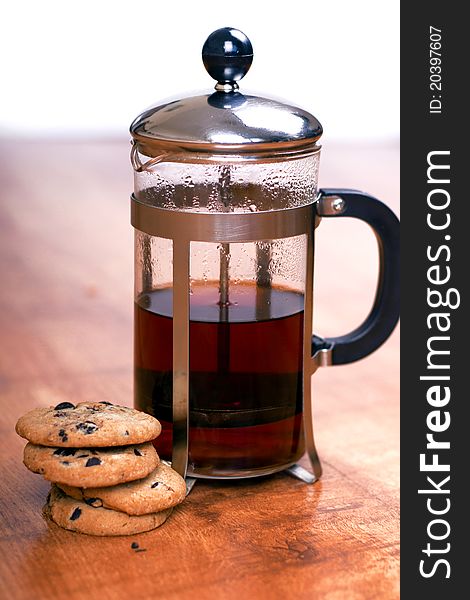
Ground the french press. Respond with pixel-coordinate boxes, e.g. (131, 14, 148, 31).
(130, 28, 399, 484)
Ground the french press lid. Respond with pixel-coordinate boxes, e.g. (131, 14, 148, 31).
(130, 27, 323, 159)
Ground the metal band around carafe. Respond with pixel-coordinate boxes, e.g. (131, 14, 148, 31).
(131, 195, 322, 480)
(131, 195, 321, 242)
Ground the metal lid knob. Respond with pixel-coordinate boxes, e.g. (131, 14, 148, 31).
(202, 27, 253, 92)
(131, 27, 322, 156)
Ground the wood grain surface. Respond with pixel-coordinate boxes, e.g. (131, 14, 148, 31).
(0, 139, 399, 600)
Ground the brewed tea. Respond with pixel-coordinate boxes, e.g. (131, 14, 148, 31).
(134, 281, 305, 476)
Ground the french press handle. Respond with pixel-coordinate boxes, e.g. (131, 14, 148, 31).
(313, 189, 400, 366)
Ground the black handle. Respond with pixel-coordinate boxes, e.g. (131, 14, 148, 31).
(313, 188, 400, 365)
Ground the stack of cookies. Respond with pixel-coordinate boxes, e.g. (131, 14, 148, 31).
(15, 401, 186, 536)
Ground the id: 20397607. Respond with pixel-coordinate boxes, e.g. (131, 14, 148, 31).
(429, 26, 443, 114)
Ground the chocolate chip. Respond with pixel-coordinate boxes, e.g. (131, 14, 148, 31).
(53, 448, 76, 456)
(134, 449, 143, 457)
(151, 482, 159, 488)
(124, 430, 129, 436)
(61, 461, 70, 466)
(76, 421, 98, 434)
(70, 507, 81, 521)
(54, 402, 75, 410)
(99, 401, 113, 406)
(84, 497, 103, 507)
(85, 457, 101, 467)
(58, 430, 68, 443)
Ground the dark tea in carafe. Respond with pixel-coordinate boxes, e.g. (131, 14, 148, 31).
(134, 280, 305, 476)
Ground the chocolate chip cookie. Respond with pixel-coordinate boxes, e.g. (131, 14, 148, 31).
(47, 485, 172, 536)
(58, 462, 186, 515)
(24, 441, 159, 488)
(16, 401, 161, 447)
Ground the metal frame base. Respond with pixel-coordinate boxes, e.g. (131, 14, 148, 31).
(184, 460, 320, 494)
(285, 463, 318, 484)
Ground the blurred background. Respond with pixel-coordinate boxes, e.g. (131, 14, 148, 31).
(0, 0, 399, 475)
(0, 0, 399, 329)
(0, 0, 399, 139)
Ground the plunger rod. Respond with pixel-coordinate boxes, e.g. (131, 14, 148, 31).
(219, 242, 230, 307)
(218, 166, 231, 309)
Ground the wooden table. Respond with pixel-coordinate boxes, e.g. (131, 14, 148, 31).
(0, 139, 399, 600)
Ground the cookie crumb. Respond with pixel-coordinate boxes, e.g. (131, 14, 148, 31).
(131, 542, 147, 553)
